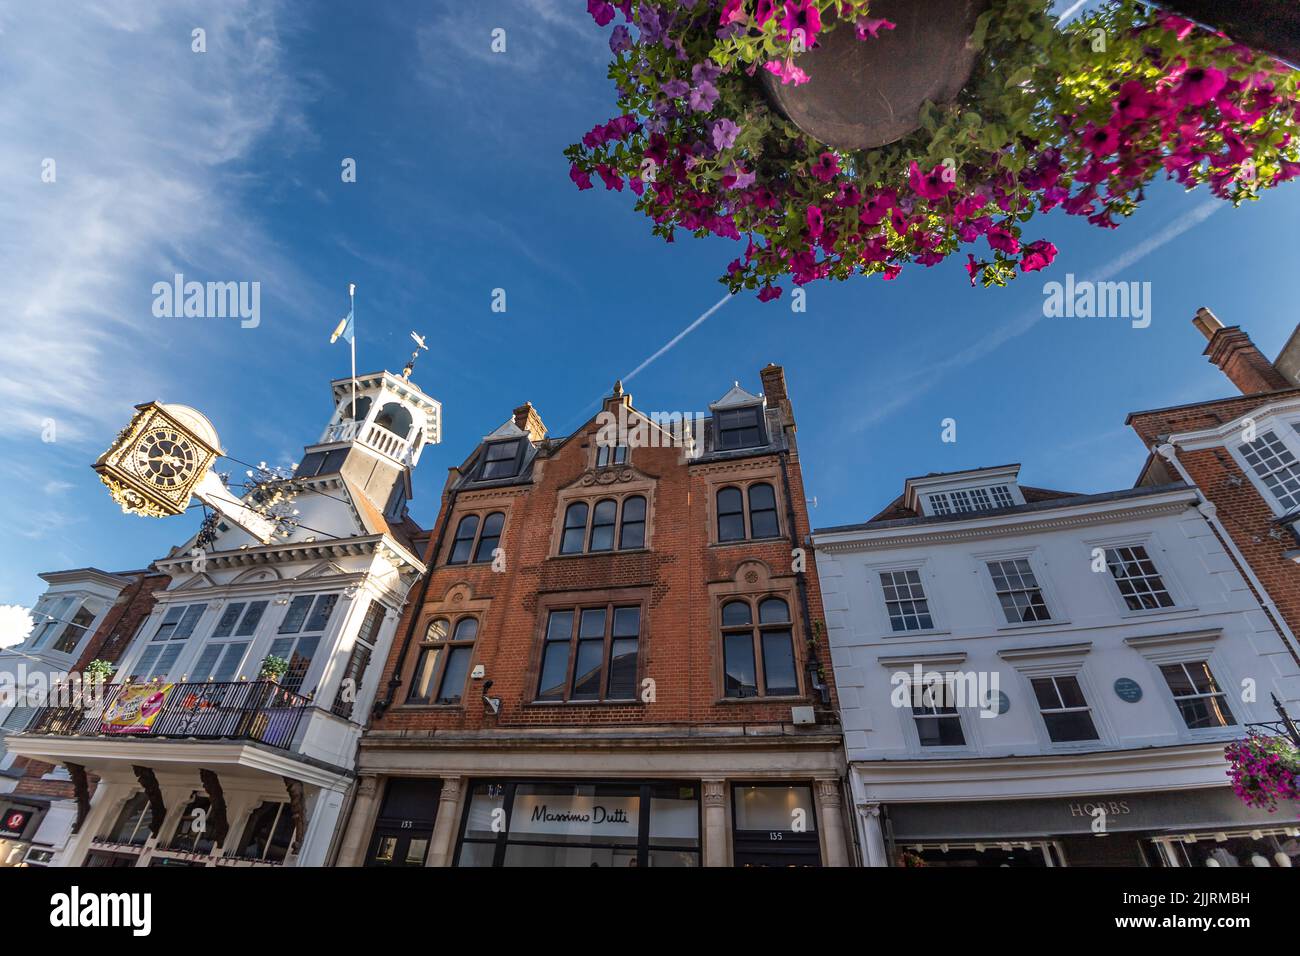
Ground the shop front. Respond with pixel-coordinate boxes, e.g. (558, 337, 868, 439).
(882, 787, 1299, 867)
(0, 798, 47, 867)
(455, 780, 701, 867)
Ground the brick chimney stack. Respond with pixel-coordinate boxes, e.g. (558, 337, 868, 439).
(512, 402, 547, 442)
(1193, 307, 1291, 395)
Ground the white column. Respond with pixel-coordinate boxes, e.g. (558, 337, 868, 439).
(814, 779, 850, 867)
(296, 786, 347, 867)
(702, 779, 729, 867)
(333, 775, 381, 867)
(857, 801, 889, 867)
(425, 776, 463, 868)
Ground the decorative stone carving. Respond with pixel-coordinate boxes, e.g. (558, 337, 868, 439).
(283, 776, 307, 853)
(814, 779, 842, 808)
(199, 768, 230, 847)
(132, 765, 167, 837)
(702, 779, 727, 807)
(66, 762, 91, 834)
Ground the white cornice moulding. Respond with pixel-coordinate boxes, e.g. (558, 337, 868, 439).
(814, 492, 1195, 553)
(153, 534, 424, 576)
(878, 651, 968, 670)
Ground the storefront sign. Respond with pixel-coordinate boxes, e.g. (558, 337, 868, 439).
(1114, 678, 1143, 703)
(103, 683, 174, 734)
(511, 793, 641, 839)
(1, 807, 33, 838)
(888, 787, 1287, 840)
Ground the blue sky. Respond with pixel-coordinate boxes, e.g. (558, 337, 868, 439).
(2, 0, 1298, 611)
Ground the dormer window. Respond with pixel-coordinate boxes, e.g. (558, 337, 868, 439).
(716, 406, 765, 450)
(481, 440, 521, 479)
(928, 484, 1015, 516)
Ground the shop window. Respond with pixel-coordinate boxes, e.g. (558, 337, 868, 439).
(536, 605, 640, 703)
(456, 781, 699, 867)
(1159, 661, 1236, 729)
(408, 616, 478, 705)
(720, 597, 798, 699)
(168, 792, 214, 854)
(236, 801, 297, 863)
(98, 792, 152, 846)
(365, 778, 441, 868)
(732, 784, 821, 867)
(1030, 675, 1099, 742)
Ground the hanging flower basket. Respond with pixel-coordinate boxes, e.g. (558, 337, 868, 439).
(1224, 733, 1300, 812)
(568, 0, 1300, 300)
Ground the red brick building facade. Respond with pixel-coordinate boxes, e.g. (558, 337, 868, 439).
(334, 365, 852, 867)
(1127, 309, 1300, 681)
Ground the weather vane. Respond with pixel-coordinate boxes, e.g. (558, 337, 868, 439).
(402, 330, 429, 380)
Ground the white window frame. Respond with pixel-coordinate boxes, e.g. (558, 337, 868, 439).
(1082, 532, 1189, 618)
(1124, 630, 1240, 742)
(1001, 644, 1110, 752)
(880, 654, 978, 756)
(865, 558, 947, 637)
(973, 549, 1064, 630)
(1229, 417, 1300, 517)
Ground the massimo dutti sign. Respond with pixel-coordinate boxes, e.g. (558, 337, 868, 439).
(887, 787, 1286, 840)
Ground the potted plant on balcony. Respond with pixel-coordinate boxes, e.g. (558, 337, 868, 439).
(568, 1, 1299, 299)
(84, 659, 114, 683)
(258, 655, 289, 684)
(1224, 733, 1300, 812)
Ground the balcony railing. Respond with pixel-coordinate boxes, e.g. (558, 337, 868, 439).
(23, 681, 312, 752)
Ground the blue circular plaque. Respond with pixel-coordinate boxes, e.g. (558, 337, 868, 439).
(1114, 678, 1143, 703)
(984, 690, 1010, 715)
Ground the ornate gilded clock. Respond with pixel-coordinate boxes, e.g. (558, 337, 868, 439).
(93, 402, 222, 518)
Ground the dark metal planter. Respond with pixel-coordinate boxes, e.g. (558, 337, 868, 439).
(760, 0, 990, 151)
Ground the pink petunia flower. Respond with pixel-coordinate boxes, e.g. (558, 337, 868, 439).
(855, 17, 894, 41)
(908, 160, 956, 200)
(1018, 240, 1057, 273)
(806, 204, 824, 237)
(1172, 66, 1228, 107)
(811, 152, 840, 182)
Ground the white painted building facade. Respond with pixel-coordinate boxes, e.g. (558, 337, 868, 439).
(7, 370, 440, 867)
(813, 466, 1300, 867)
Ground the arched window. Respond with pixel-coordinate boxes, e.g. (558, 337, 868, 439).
(588, 499, 617, 552)
(721, 601, 756, 697)
(748, 483, 780, 538)
(720, 597, 798, 698)
(561, 502, 589, 554)
(619, 496, 646, 549)
(473, 512, 505, 563)
(408, 616, 478, 706)
(717, 487, 745, 542)
(374, 402, 413, 438)
(448, 515, 479, 564)
(339, 395, 371, 422)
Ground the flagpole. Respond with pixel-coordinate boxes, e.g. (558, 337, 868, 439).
(349, 283, 357, 420)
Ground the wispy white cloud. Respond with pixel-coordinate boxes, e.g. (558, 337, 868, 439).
(858, 199, 1224, 429)
(0, 0, 313, 444)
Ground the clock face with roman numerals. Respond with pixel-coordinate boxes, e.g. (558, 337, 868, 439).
(130, 426, 200, 491)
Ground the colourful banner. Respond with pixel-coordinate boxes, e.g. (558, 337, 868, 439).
(103, 683, 174, 734)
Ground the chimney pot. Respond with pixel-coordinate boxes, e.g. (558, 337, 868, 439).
(1193, 307, 1224, 341)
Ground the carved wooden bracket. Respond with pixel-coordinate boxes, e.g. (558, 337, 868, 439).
(199, 768, 230, 847)
(131, 765, 167, 837)
(283, 777, 306, 854)
(65, 762, 91, 834)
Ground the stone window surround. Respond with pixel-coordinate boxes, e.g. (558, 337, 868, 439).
(521, 585, 654, 709)
(698, 460, 788, 547)
(548, 471, 658, 559)
(401, 584, 491, 710)
(708, 560, 809, 704)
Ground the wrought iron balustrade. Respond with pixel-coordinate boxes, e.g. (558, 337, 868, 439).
(23, 680, 312, 751)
